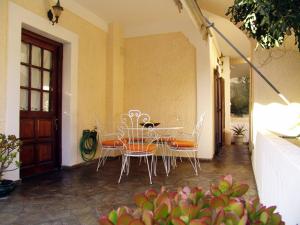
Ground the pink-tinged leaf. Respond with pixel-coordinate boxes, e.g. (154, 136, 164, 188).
(219, 195, 229, 206)
(128, 219, 145, 225)
(183, 186, 191, 195)
(142, 200, 154, 211)
(134, 193, 148, 208)
(266, 206, 277, 214)
(226, 201, 244, 217)
(142, 210, 153, 225)
(116, 214, 134, 225)
(117, 206, 130, 216)
(99, 216, 114, 225)
(218, 180, 231, 193)
(270, 213, 283, 225)
(223, 175, 233, 186)
(108, 210, 118, 225)
(154, 192, 169, 208)
(179, 215, 189, 224)
(189, 204, 201, 220)
(231, 184, 249, 197)
(237, 214, 247, 225)
(198, 208, 212, 218)
(154, 203, 169, 220)
(190, 217, 212, 225)
(214, 209, 225, 225)
(171, 218, 186, 225)
(224, 212, 240, 224)
(259, 211, 270, 224)
(210, 197, 226, 209)
(171, 206, 182, 218)
(210, 184, 222, 197)
(145, 189, 158, 201)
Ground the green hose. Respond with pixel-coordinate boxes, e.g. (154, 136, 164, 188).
(80, 129, 98, 161)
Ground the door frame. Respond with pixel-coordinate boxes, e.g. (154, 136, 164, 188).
(5, 2, 79, 180)
(20, 28, 63, 176)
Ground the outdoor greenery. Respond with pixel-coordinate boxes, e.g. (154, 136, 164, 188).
(99, 175, 284, 225)
(0, 134, 21, 181)
(231, 76, 249, 116)
(226, 0, 300, 51)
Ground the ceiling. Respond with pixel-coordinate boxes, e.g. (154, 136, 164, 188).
(71, 0, 250, 57)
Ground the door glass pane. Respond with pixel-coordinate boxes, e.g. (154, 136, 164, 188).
(20, 65, 29, 87)
(31, 91, 41, 111)
(43, 92, 50, 112)
(32, 45, 41, 67)
(43, 71, 50, 91)
(21, 42, 29, 63)
(20, 89, 28, 111)
(43, 50, 52, 69)
(31, 68, 41, 89)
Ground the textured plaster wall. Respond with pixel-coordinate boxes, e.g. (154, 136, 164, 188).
(252, 39, 300, 142)
(1, 0, 107, 164)
(124, 32, 196, 132)
(0, 0, 8, 132)
(105, 23, 125, 132)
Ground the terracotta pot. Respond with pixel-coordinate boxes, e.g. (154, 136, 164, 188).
(234, 135, 244, 145)
(0, 180, 16, 198)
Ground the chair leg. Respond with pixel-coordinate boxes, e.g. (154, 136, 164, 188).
(146, 156, 152, 184)
(118, 155, 128, 184)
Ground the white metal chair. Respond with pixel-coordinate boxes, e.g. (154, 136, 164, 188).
(167, 112, 205, 175)
(96, 126, 122, 172)
(118, 110, 159, 184)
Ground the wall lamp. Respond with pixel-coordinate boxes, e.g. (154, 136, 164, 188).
(47, 0, 64, 25)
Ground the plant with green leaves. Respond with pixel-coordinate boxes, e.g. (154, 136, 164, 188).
(232, 125, 247, 137)
(0, 134, 21, 182)
(99, 175, 284, 225)
(226, 0, 300, 51)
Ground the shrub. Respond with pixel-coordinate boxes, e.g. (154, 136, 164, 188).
(99, 175, 284, 225)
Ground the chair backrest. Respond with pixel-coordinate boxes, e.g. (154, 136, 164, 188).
(192, 112, 206, 141)
(118, 109, 159, 153)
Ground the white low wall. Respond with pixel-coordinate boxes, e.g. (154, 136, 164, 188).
(253, 131, 300, 224)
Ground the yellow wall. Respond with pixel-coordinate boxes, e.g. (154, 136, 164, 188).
(105, 23, 125, 131)
(124, 32, 196, 132)
(252, 38, 300, 140)
(0, 0, 8, 132)
(0, 0, 107, 145)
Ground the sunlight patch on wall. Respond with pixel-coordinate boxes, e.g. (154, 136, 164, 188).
(253, 103, 300, 137)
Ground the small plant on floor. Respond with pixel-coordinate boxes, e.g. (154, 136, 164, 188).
(99, 175, 284, 225)
(0, 134, 21, 197)
(232, 125, 247, 145)
(232, 125, 247, 137)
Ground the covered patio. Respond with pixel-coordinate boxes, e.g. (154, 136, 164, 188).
(0, 145, 256, 225)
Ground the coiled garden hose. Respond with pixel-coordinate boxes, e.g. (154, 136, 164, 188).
(80, 129, 98, 161)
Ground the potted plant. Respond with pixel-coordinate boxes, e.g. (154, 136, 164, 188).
(99, 175, 284, 225)
(232, 125, 247, 145)
(0, 134, 21, 198)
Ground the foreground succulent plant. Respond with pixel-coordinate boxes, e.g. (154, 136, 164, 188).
(99, 175, 284, 225)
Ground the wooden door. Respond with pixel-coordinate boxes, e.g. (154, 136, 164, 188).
(214, 69, 225, 155)
(20, 29, 63, 178)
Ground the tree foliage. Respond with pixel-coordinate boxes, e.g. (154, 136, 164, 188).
(226, 0, 300, 51)
(231, 76, 249, 116)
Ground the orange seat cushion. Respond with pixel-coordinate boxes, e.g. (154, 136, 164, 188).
(102, 139, 124, 147)
(169, 140, 196, 148)
(125, 144, 156, 153)
(157, 137, 176, 143)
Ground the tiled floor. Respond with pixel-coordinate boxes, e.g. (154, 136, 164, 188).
(0, 145, 257, 225)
